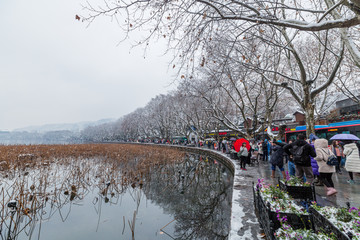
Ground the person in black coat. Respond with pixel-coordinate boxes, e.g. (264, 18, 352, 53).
(284, 134, 316, 183)
(270, 141, 286, 179)
(262, 140, 269, 161)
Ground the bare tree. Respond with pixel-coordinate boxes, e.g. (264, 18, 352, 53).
(256, 27, 344, 136)
(81, 0, 360, 63)
(171, 88, 215, 140)
(81, 0, 359, 138)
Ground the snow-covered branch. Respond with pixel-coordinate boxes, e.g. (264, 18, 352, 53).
(311, 42, 345, 98)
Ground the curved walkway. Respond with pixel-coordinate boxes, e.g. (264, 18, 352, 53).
(121, 143, 261, 239)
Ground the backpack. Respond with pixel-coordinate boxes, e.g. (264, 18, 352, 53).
(292, 145, 306, 165)
(262, 142, 267, 151)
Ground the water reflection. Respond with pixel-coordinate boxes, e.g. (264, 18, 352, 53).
(0, 153, 232, 240)
(142, 154, 232, 239)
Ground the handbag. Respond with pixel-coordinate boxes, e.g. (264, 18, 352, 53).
(326, 154, 338, 166)
(320, 148, 338, 166)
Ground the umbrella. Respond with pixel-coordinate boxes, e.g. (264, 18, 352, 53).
(329, 133, 360, 141)
(229, 137, 237, 141)
(205, 138, 215, 141)
(309, 133, 318, 140)
(233, 138, 250, 152)
(309, 133, 319, 142)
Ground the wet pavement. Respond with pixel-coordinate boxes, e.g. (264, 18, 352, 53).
(210, 150, 360, 239)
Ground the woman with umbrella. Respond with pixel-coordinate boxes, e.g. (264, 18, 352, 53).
(330, 133, 360, 184)
(237, 142, 249, 170)
(234, 139, 250, 170)
(331, 140, 344, 174)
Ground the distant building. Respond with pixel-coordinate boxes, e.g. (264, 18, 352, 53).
(336, 96, 360, 115)
(293, 111, 305, 125)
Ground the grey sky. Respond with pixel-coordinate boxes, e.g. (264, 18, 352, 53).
(0, 0, 174, 131)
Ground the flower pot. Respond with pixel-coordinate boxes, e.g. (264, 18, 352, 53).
(253, 185, 311, 240)
(279, 179, 316, 201)
(309, 206, 353, 240)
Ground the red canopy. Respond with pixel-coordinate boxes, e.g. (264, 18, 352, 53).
(234, 138, 250, 152)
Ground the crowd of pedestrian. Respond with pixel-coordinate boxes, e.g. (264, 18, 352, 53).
(198, 133, 360, 197)
(143, 133, 360, 197)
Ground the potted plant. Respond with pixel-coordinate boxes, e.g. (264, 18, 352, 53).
(254, 179, 311, 239)
(310, 203, 360, 239)
(274, 221, 337, 239)
(278, 174, 316, 201)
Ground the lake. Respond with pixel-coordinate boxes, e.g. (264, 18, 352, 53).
(0, 145, 233, 239)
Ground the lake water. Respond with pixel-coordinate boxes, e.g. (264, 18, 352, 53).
(0, 153, 233, 240)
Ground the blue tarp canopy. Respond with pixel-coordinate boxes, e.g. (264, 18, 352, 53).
(293, 120, 360, 131)
(328, 120, 360, 127)
(295, 125, 328, 131)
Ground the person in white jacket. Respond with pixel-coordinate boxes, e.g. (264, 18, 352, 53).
(238, 143, 249, 171)
(257, 140, 264, 161)
(314, 138, 337, 196)
(343, 141, 360, 184)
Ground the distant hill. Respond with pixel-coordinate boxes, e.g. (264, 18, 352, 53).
(0, 119, 116, 144)
(13, 119, 115, 133)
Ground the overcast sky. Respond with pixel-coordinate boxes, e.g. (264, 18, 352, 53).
(0, 0, 175, 131)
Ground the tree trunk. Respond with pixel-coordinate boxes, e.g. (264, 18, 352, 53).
(278, 125, 287, 140)
(305, 103, 315, 138)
